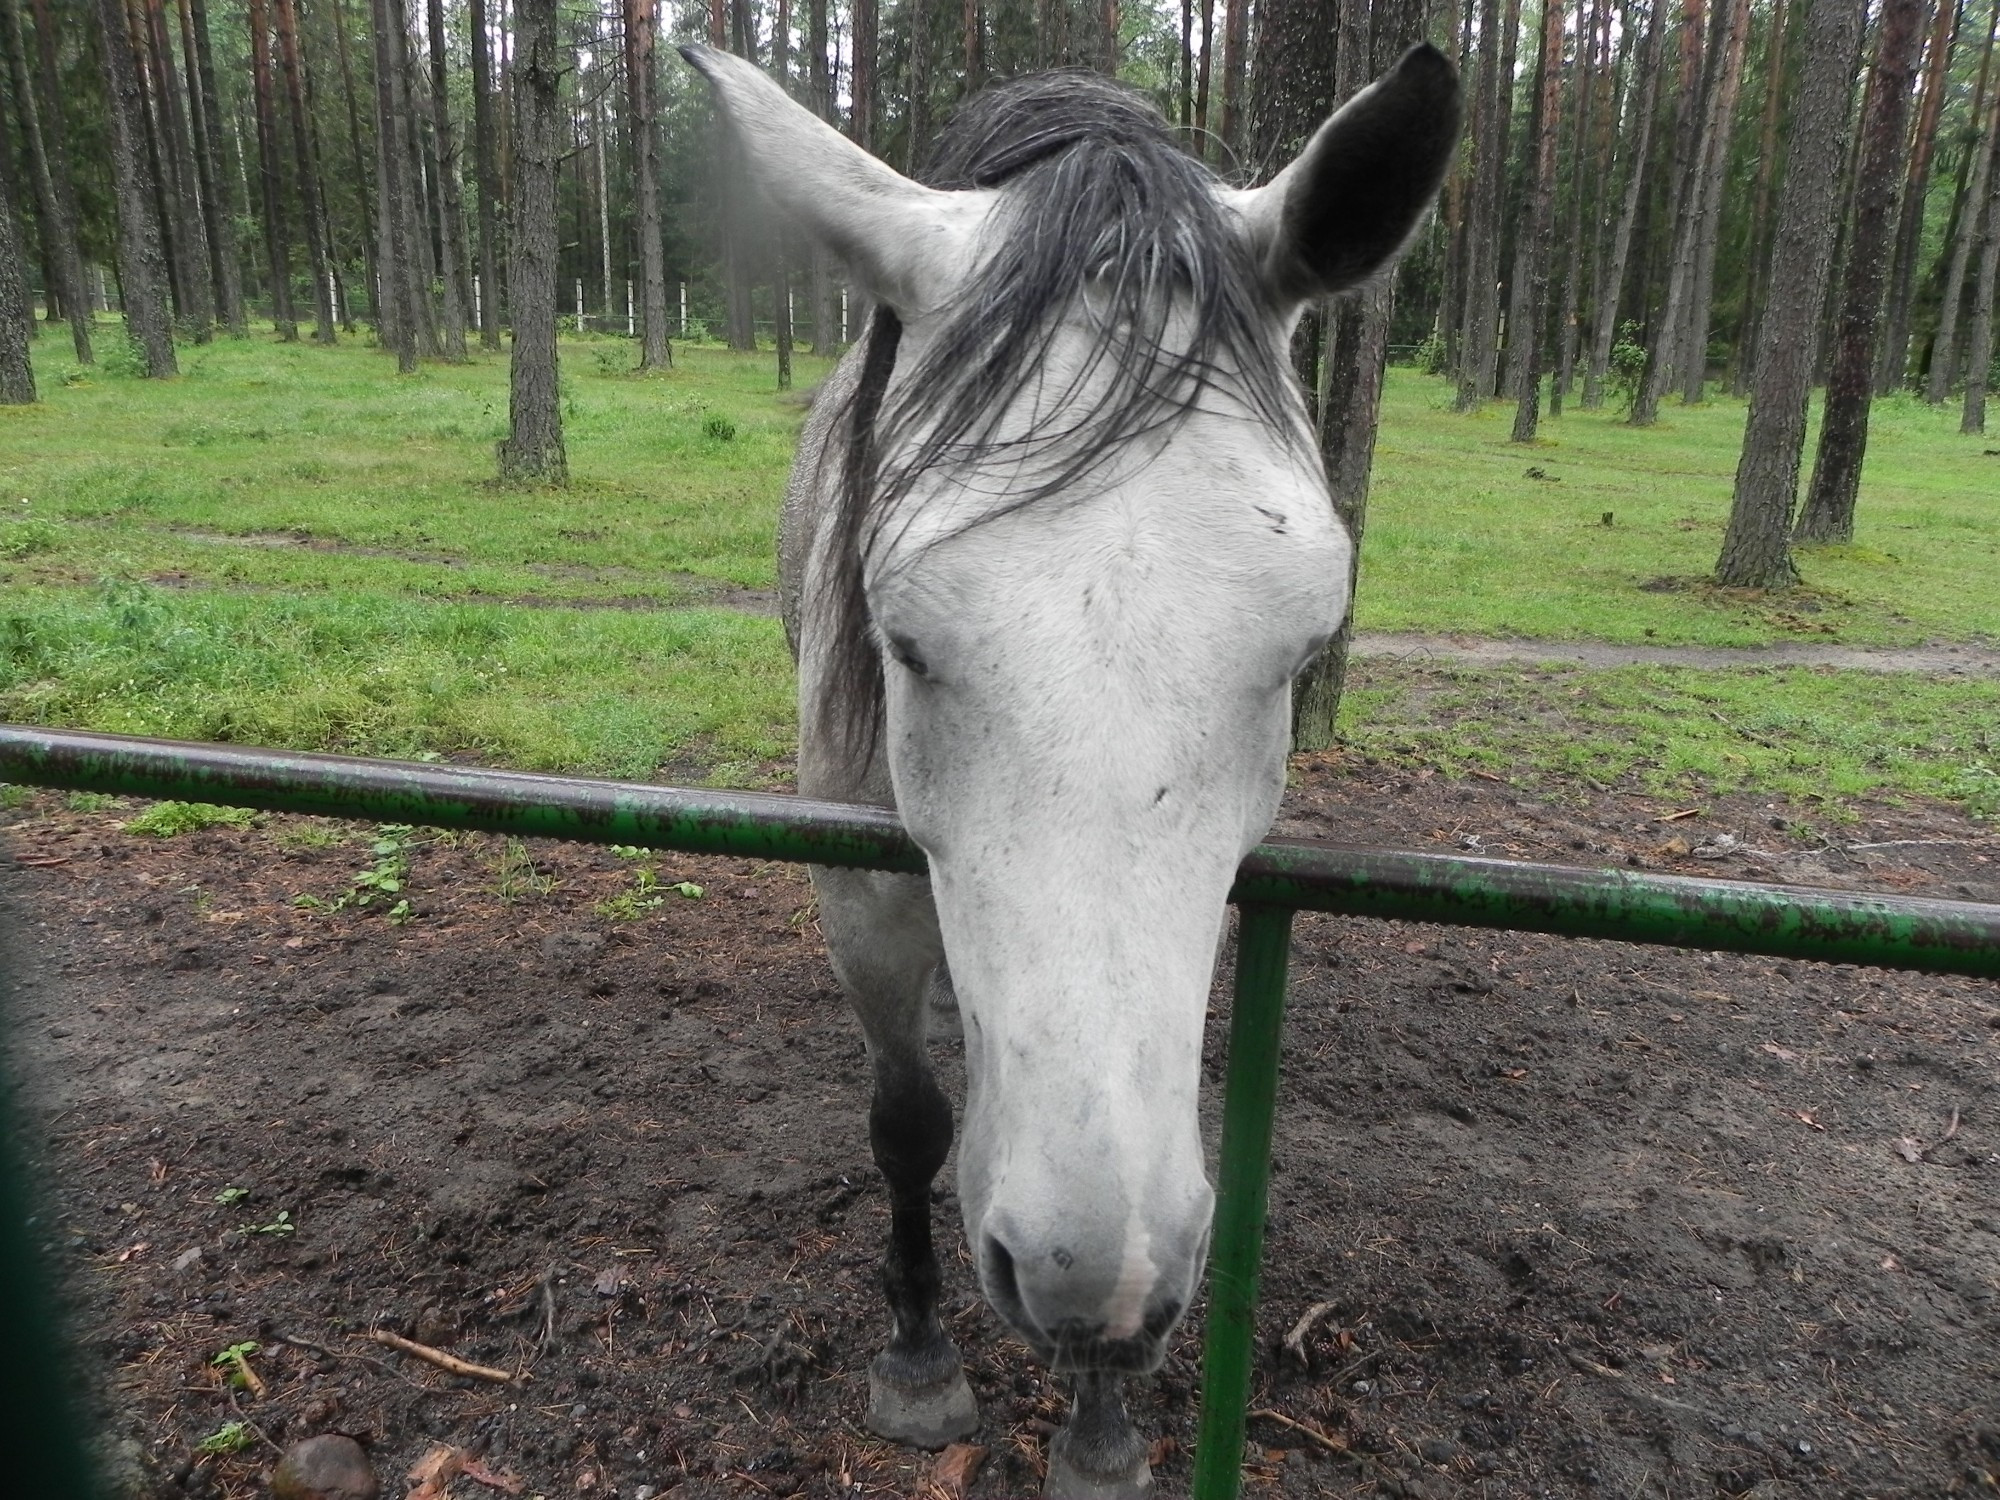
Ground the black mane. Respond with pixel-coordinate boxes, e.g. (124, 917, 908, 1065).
(820, 71, 1309, 762)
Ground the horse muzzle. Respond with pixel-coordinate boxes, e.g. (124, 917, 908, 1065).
(977, 1213, 1203, 1373)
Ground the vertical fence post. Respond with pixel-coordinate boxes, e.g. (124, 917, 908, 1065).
(1192, 904, 1295, 1500)
(575, 279, 585, 332)
(473, 276, 482, 332)
(680, 282, 688, 337)
(627, 280, 635, 337)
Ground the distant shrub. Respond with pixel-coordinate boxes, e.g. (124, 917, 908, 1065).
(702, 413, 737, 443)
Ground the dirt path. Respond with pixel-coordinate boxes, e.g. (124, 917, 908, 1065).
(1350, 632, 2000, 675)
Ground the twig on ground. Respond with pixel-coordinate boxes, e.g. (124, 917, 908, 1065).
(1845, 838, 1998, 853)
(368, 1329, 519, 1384)
(1248, 1408, 1351, 1455)
(1282, 1300, 1338, 1366)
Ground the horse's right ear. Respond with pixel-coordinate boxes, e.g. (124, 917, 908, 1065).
(1233, 44, 1462, 309)
(680, 45, 994, 319)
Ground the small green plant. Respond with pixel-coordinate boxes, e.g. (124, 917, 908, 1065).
(702, 413, 737, 443)
(1413, 333, 1447, 376)
(0, 784, 34, 810)
(296, 824, 425, 918)
(0, 516, 61, 558)
(197, 1422, 253, 1456)
(241, 1209, 295, 1236)
(493, 838, 557, 901)
(1607, 321, 1648, 414)
(595, 864, 703, 921)
(123, 801, 256, 837)
(210, 1342, 259, 1389)
(272, 824, 342, 851)
(213, 1185, 250, 1206)
(64, 791, 123, 813)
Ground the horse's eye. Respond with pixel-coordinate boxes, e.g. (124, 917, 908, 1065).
(887, 637, 929, 678)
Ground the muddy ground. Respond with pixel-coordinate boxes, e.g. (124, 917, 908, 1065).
(2, 754, 1996, 1500)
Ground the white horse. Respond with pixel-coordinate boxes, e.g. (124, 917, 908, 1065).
(683, 45, 1459, 1497)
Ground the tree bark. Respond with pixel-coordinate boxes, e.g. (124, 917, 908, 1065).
(178, 0, 246, 337)
(1551, 0, 1609, 414)
(1676, 0, 1748, 403)
(425, 0, 469, 359)
(274, 0, 335, 341)
(94, 0, 178, 374)
(722, 0, 757, 349)
(1795, 0, 1924, 543)
(1454, 0, 1505, 408)
(500, 0, 567, 482)
(1960, 144, 2000, 432)
(1729, 0, 1789, 395)
(1196, 0, 1216, 138)
(329, 0, 378, 333)
(1629, 0, 1712, 423)
(1874, 0, 1958, 393)
(142, 0, 213, 339)
(808, 0, 836, 354)
(1219, 0, 1250, 156)
(1926, 20, 2000, 401)
(1509, 0, 1566, 440)
(1715, 0, 1865, 590)
(0, 142, 35, 400)
(2, 0, 91, 359)
(248, 0, 297, 339)
(467, 0, 501, 346)
(1583, 0, 1662, 406)
(623, 0, 671, 368)
(370, 0, 417, 368)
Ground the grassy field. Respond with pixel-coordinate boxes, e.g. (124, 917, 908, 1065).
(0, 326, 1991, 811)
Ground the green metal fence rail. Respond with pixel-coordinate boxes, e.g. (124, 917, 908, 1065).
(2, 725, 1997, 1500)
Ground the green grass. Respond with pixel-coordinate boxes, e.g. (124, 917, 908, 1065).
(1339, 661, 2000, 819)
(1361, 372, 2000, 646)
(0, 327, 1991, 815)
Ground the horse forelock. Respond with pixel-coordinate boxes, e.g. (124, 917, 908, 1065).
(817, 71, 1310, 765)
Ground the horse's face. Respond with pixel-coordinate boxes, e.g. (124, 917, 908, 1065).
(688, 45, 1459, 1371)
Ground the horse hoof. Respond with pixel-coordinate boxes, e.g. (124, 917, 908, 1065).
(865, 1360, 979, 1449)
(1042, 1436, 1153, 1499)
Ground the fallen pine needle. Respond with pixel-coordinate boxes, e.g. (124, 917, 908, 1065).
(369, 1329, 517, 1384)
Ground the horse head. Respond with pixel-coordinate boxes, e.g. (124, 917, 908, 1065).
(685, 43, 1458, 1381)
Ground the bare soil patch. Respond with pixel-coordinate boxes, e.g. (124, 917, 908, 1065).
(4, 762, 1997, 1499)
(1350, 632, 2000, 677)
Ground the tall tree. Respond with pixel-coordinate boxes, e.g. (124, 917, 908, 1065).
(1219, 0, 1250, 154)
(1551, 0, 1612, 414)
(0, 139, 34, 400)
(178, 0, 247, 337)
(468, 0, 502, 347)
(1962, 141, 2000, 431)
(808, 0, 836, 354)
(1453, 0, 1506, 409)
(370, 0, 418, 368)
(500, 0, 566, 482)
(625, 0, 672, 368)
(1676, 0, 1748, 403)
(426, 0, 469, 358)
(1584, 0, 1664, 406)
(721, 0, 756, 348)
(329, 0, 379, 334)
(1795, 0, 1925, 543)
(1730, 0, 1789, 394)
(1926, 18, 2000, 401)
(275, 0, 336, 341)
(1, 0, 90, 360)
(1509, 0, 1568, 441)
(1715, 0, 1866, 588)
(248, 0, 297, 338)
(142, 0, 214, 338)
(1875, 0, 1959, 392)
(94, 0, 178, 374)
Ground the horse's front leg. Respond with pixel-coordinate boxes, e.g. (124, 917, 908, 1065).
(816, 867, 980, 1449)
(1046, 1370, 1152, 1497)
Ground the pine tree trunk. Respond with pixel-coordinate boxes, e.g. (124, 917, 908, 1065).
(369, 0, 417, 369)
(1677, 0, 1748, 404)
(392, 0, 439, 356)
(1729, 0, 1788, 395)
(0, 150, 36, 400)
(1195, 0, 1216, 138)
(2, 0, 91, 360)
(1510, 0, 1567, 441)
(468, 0, 501, 346)
(1219, 0, 1249, 155)
(1960, 152, 2000, 432)
(1795, 0, 1924, 543)
(1583, 0, 1661, 405)
(1630, 0, 1712, 423)
(1715, 0, 1865, 589)
(26, 0, 92, 350)
(1294, 0, 1431, 750)
(329, 0, 378, 332)
(808, 0, 836, 354)
(1875, 0, 1958, 393)
(909, 0, 934, 169)
(722, 0, 757, 350)
(1551, 0, 1610, 415)
(425, 0, 469, 359)
(500, 0, 566, 482)
(248, 0, 297, 339)
(1454, 0, 1505, 409)
(94, 0, 178, 374)
(274, 0, 335, 341)
(1926, 36, 2000, 401)
(179, 0, 246, 337)
(142, 0, 213, 339)
(624, 0, 671, 368)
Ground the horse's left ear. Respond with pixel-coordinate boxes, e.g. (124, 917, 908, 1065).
(1234, 44, 1463, 309)
(679, 44, 995, 318)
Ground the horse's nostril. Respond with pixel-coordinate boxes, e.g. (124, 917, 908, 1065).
(981, 1233, 1020, 1307)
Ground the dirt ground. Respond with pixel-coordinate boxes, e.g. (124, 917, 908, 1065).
(2, 754, 1996, 1500)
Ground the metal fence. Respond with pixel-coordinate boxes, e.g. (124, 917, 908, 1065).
(2, 724, 1996, 1500)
